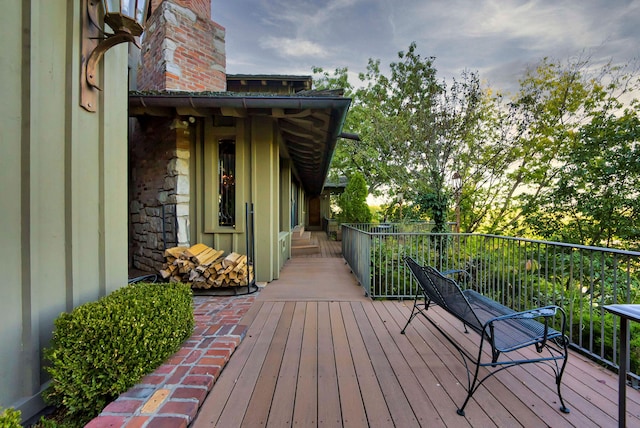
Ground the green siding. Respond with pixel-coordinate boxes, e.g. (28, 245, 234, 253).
(0, 1, 130, 420)
(251, 117, 278, 282)
(0, 0, 26, 403)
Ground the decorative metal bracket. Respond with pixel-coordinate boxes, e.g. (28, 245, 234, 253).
(80, 0, 141, 112)
(80, 0, 102, 112)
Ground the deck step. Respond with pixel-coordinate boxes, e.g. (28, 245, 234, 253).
(291, 233, 320, 256)
(292, 231, 312, 242)
(291, 244, 321, 256)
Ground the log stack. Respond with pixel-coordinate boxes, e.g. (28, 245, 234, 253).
(160, 243, 253, 288)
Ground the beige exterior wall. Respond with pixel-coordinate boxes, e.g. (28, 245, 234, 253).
(0, 1, 129, 420)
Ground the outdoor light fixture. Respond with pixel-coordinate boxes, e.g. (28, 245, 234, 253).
(81, 0, 150, 112)
(452, 172, 462, 233)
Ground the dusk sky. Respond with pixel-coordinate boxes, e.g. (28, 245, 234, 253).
(211, 0, 640, 93)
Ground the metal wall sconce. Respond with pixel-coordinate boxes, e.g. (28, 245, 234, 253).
(81, 0, 150, 112)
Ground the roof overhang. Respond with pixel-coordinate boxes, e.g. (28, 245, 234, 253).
(129, 92, 351, 196)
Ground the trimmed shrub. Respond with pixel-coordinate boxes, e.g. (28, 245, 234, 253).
(43, 282, 194, 425)
(337, 172, 372, 223)
(0, 407, 21, 428)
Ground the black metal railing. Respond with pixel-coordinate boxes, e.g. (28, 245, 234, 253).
(342, 223, 640, 383)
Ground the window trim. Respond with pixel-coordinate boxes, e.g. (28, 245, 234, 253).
(203, 120, 245, 234)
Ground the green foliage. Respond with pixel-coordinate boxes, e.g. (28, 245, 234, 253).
(415, 192, 449, 233)
(0, 407, 21, 428)
(337, 172, 372, 223)
(572, 311, 640, 374)
(43, 282, 194, 425)
(493, 57, 640, 244)
(528, 110, 640, 247)
(318, 44, 503, 234)
(33, 415, 75, 428)
(318, 49, 640, 248)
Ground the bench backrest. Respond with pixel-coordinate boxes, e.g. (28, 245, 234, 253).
(405, 257, 483, 332)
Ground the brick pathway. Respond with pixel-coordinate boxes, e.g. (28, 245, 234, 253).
(86, 293, 256, 428)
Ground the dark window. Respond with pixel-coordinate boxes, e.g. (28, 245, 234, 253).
(218, 139, 235, 227)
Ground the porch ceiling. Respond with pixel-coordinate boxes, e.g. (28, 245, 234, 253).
(129, 92, 351, 196)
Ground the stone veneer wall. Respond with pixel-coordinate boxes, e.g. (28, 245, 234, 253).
(129, 0, 226, 273)
(129, 118, 192, 273)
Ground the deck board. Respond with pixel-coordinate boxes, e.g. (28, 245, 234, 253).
(329, 302, 369, 428)
(193, 252, 640, 428)
(361, 301, 444, 427)
(339, 302, 394, 428)
(264, 302, 306, 427)
(214, 302, 284, 428)
(317, 302, 342, 427)
(241, 301, 295, 427)
(351, 302, 421, 428)
(293, 302, 319, 427)
(193, 301, 272, 425)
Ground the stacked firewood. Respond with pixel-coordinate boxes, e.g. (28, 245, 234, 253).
(160, 243, 253, 288)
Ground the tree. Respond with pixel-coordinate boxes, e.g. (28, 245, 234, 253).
(316, 50, 640, 247)
(318, 44, 488, 231)
(337, 172, 372, 223)
(527, 109, 640, 247)
(507, 58, 640, 246)
(458, 56, 640, 243)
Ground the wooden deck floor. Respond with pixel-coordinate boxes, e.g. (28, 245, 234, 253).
(293, 230, 343, 258)
(193, 241, 640, 427)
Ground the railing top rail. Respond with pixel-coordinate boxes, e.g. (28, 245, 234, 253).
(341, 223, 640, 257)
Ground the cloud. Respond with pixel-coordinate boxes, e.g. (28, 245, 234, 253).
(260, 36, 330, 59)
(213, 0, 640, 93)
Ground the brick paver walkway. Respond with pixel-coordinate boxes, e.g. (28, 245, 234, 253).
(86, 293, 256, 428)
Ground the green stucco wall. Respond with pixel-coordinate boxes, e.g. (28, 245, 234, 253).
(0, 0, 129, 420)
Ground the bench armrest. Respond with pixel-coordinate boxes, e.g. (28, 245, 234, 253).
(488, 305, 561, 323)
(481, 305, 567, 351)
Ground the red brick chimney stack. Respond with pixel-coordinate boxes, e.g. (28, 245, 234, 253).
(138, 0, 226, 92)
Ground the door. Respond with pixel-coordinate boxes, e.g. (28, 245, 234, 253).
(308, 196, 321, 229)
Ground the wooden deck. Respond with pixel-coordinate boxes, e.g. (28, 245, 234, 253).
(193, 238, 640, 427)
(292, 230, 343, 258)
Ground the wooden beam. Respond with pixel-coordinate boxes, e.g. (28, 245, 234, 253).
(279, 121, 326, 139)
(221, 107, 247, 118)
(129, 106, 174, 117)
(272, 108, 286, 118)
(176, 106, 210, 117)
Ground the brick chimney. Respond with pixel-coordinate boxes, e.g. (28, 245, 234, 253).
(138, 0, 226, 91)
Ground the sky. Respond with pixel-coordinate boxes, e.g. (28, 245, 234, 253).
(211, 0, 640, 94)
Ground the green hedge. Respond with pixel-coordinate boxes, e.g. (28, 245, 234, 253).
(0, 407, 21, 428)
(44, 282, 194, 425)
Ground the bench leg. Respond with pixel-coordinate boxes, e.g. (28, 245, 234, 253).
(556, 338, 571, 414)
(457, 386, 476, 416)
(400, 307, 419, 334)
(557, 380, 570, 414)
(401, 294, 427, 334)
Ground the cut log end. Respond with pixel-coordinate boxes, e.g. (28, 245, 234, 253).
(161, 243, 253, 289)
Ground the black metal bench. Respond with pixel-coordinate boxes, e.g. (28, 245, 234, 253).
(401, 256, 571, 416)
